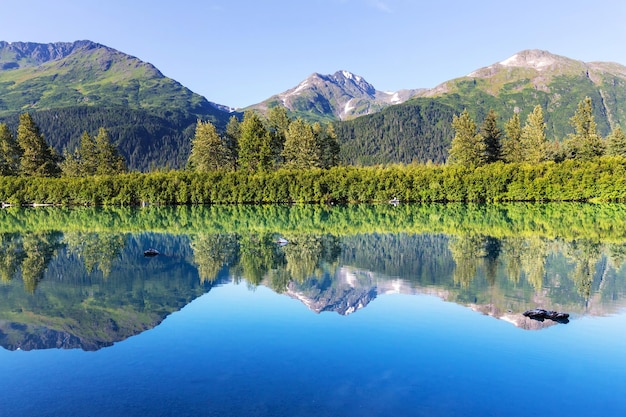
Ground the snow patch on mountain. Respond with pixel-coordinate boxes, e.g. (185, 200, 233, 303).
(499, 51, 558, 70)
(343, 98, 355, 115)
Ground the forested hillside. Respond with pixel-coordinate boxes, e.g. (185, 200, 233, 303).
(334, 99, 458, 164)
(0, 106, 199, 171)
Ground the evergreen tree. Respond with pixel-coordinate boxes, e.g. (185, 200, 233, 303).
(238, 111, 274, 172)
(224, 116, 241, 170)
(59, 148, 83, 177)
(0, 123, 21, 176)
(502, 112, 524, 163)
(267, 106, 291, 165)
(606, 125, 626, 157)
(60, 128, 127, 176)
(567, 96, 604, 160)
(315, 122, 341, 168)
(80, 131, 99, 174)
(480, 109, 502, 163)
(94, 127, 127, 175)
(448, 109, 486, 167)
(188, 121, 231, 172)
(17, 113, 60, 177)
(521, 105, 547, 163)
(282, 118, 321, 169)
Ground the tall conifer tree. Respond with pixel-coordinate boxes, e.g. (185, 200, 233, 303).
(606, 125, 626, 157)
(521, 105, 547, 163)
(17, 113, 60, 177)
(238, 111, 274, 172)
(568, 96, 604, 160)
(502, 112, 524, 163)
(480, 109, 502, 163)
(188, 121, 231, 172)
(448, 109, 485, 167)
(0, 123, 21, 176)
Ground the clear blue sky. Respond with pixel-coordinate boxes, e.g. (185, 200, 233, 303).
(2, 0, 626, 108)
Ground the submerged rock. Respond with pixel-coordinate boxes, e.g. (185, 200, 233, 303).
(523, 309, 570, 323)
(143, 248, 159, 257)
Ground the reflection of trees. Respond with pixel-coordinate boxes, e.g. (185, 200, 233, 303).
(499, 236, 547, 290)
(63, 232, 126, 277)
(235, 233, 285, 286)
(520, 237, 547, 291)
(189, 233, 239, 283)
(483, 237, 501, 286)
(188, 232, 342, 290)
(282, 234, 341, 283)
(501, 237, 523, 284)
(606, 243, 626, 271)
(563, 239, 603, 300)
(0, 234, 24, 284)
(449, 235, 487, 288)
(19, 232, 63, 293)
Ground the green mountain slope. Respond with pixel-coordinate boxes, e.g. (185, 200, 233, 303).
(0, 40, 232, 170)
(336, 50, 626, 164)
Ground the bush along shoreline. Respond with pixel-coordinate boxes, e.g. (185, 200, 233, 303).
(2, 158, 626, 206)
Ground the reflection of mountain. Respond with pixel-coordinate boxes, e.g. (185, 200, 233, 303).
(284, 272, 377, 315)
(0, 233, 215, 351)
(275, 234, 626, 329)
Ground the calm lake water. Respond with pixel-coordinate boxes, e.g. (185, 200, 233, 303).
(1, 204, 626, 417)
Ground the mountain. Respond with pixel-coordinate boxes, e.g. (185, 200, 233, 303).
(0, 40, 233, 170)
(245, 70, 423, 121)
(335, 49, 626, 165)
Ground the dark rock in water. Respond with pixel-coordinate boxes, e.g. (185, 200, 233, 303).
(143, 248, 159, 257)
(523, 309, 569, 323)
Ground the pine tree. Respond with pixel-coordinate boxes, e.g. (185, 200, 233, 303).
(188, 120, 231, 172)
(448, 109, 486, 167)
(238, 111, 274, 172)
(17, 113, 60, 177)
(521, 105, 547, 163)
(567, 96, 604, 160)
(282, 118, 321, 169)
(60, 128, 126, 176)
(267, 106, 291, 164)
(79, 131, 99, 175)
(315, 123, 341, 168)
(0, 123, 21, 176)
(606, 125, 626, 157)
(94, 127, 127, 175)
(480, 109, 502, 163)
(502, 112, 524, 163)
(224, 116, 241, 170)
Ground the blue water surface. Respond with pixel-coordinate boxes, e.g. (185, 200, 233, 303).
(2, 281, 625, 417)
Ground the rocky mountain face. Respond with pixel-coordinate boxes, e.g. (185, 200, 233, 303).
(246, 70, 423, 121)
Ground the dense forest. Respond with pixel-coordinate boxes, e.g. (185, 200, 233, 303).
(334, 99, 457, 164)
(0, 105, 229, 171)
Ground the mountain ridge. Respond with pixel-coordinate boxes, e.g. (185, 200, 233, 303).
(245, 69, 423, 121)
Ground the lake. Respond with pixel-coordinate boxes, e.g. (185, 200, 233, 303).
(1, 204, 626, 417)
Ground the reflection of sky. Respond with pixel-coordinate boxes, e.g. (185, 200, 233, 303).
(1, 281, 626, 417)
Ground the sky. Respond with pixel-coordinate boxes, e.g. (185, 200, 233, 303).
(2, 0, 626, 108)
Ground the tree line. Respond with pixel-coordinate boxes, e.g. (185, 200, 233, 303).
(187, 107, 340, 172)
(448, 97, 626, 167)
(0, 113, 127, 177)
(3, 158, 626, 205)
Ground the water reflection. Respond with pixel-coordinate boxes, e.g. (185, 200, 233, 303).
(2, 204, 626, 351)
